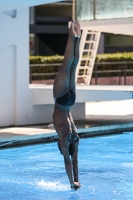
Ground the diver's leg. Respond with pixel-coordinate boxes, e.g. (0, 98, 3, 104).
(53, 22, 76, 98)
(69, 21, 81, 93)
(69, 37, 80, 93)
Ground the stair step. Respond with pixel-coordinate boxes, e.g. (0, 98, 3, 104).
(81, 57, 93, 61)
(83, 49, 95, 52)
(77, 75, 88, 78)
(85, 40, 97, 43)
(87, 31, 99, 34)
(79, 66, 90, 69)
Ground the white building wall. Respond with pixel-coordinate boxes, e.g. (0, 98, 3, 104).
(30, 103, 86, 125)
(0, 8, 32, 126)
(97, 33, 105, 54)
(0, 46, 15, 126)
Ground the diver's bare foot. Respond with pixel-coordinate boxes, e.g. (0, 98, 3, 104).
(74, 21, 81, 38)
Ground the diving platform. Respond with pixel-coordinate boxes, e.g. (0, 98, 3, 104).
(29, 84, 133, 125)
(30, 85, 133, 105)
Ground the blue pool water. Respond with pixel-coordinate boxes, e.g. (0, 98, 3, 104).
(0, 132, 133, 200)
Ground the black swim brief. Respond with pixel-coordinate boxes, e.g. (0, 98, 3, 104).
(54, 91, 76, 106)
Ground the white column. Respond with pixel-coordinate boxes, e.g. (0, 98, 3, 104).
(0, 8, 31, 126)
(97, 33, 105, 54)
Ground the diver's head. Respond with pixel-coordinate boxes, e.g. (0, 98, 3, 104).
(57, 139, 75, 156)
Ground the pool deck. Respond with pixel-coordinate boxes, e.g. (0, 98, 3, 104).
(0, 114, 133, 149)
(0, 99, 133, 149)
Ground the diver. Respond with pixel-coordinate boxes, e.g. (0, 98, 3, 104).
(53, 21, 81, 190)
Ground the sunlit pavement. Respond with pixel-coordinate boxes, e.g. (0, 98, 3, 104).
(0, 99, 133, 148)
(85, 99, 133, 123)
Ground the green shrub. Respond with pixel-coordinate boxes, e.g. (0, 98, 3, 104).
(30, 52, 133, 64)
(30, 55, 64, 64)
(96, 52, 133, 62)
(30, 55, 64, 78)
(95, 53, 133, 75)
(29, 53, 133, 77)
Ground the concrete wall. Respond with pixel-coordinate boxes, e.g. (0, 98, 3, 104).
(30, 103, 86, 125)
(0, 9, 30, 126)
(97, 33, 105, 54)
(80, 18, 133, 36)
(0, 46, 15, 126)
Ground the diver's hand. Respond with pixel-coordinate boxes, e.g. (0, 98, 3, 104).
(71, 182, 81, 190)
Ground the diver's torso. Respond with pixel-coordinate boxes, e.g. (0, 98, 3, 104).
(53, 103, 72, 134)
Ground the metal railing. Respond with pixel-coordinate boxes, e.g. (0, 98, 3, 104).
(30, 61, 133, 85)
(93, 61, 133, 85)
(30, 63, 62, 84)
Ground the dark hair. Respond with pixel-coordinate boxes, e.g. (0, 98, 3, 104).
(57, 139, 75, 156)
